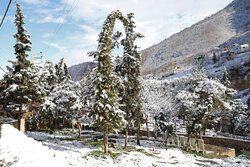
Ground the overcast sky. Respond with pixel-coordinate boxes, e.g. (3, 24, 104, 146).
(0, 0, 233, 77)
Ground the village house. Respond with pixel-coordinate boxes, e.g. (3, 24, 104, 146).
(232, 43, 249, 53)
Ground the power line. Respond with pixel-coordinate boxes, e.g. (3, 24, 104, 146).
(0, 67, 6, 74)
(43, 0, 80, 55)
(0, 0, 13, 29)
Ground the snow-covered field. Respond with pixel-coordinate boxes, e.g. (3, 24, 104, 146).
(0, 124, 249, 167)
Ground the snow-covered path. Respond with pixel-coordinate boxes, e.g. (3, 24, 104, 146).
(0, 124, 249, 167)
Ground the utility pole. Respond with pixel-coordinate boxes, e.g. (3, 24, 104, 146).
(31, 52, 43, 64)
(194, 55, 205, 72)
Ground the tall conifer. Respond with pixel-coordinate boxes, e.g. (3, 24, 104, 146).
(116, 13, 144, 148)
(0, 3, 39, 130)
(90, 11, 128, 153)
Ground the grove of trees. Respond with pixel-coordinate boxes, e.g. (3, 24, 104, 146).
(0, 2, 249, 155)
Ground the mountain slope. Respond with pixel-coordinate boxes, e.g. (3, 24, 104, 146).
(68, 62, 96, 81)
(141, 0, 250, 77)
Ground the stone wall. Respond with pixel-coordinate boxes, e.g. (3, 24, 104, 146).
(202, 136, 250, 150)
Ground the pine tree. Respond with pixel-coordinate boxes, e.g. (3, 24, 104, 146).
(55, 58, 64, 83)
(13, 2, 31, 73)
(64, 63, 71, 79)
(40, 61, 57, 129)
(26, 64, 46, 129)
(53, 59, 77, 129)
(40, 59, 75, 129)
(0, 2, 39, 130)
(69, 81, 84, 138)
(154, 112, 175, 139)
(222, 66, 230, 87)
(89, 10, 128, 153)
(81, 67, 96, 112)
(175, 69, 235, 139)
(229, 99, 247, 135)
(216, 66, 232, 132)
(236, 110, 249, 135)
(212, 52, 217, 64)
(115, 13, 144, 148)
(140, 79, 174, 138)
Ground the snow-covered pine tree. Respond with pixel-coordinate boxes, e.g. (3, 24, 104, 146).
(71, 67, 98, 138)
(40, 59, 76, 130)
(229, 99, 247, 135)
(53, 60, 78, 129)
(154, 111, 175, 139)
(222, 66, 230, 87)
(69, 81, 84, 138)
(236, 109, 250, 135)
(115, 13, 144, 148)
(81, 67, 96, 112)
(40, 61, 57, 129)
(89, 10, 128, 153)
(26, 64, 46, 129)
(63, 63, 71, 79)
(216, 66, 231, 132)
(217, 67, 249, 136)
(69, 69, 91, 138)
(0, 2, 41, 130)
(13, 2, 31, 73)
(55, 58, 64, 83)
(141, 79, 175, 138)
(175, 69, 234, 139)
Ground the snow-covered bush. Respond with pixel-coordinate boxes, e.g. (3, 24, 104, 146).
(154, 111, 175, 138)
(175, 68, 235, 139)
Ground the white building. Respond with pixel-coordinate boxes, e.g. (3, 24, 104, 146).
(232, 44, 249, 53)
(240, 44, 249, 52)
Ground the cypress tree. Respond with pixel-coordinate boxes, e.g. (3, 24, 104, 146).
(90, 11, 128, 153)
(116, 13, 144, 148)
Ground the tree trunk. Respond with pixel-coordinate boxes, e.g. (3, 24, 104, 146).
(18, 104, 22, 130)
(146, 121, 149, 137)
(137, 125, 141, 146)
(49, 117, 53, 130)
(48, 117, 51, 129)
(38, 111, 43, 130)
(199, 130, 202, 139)
(72, 122, 74, 131)
(155, 130, 157, 139)
(62, 117, 65, 128)
(103, 132, 109, 153)
(124, 124, 129, 149)
(232, 125, 236, 136)
(54, 119, 58, 130)
(77, 123, 81, 139)
(187, 133, 190, 142)
(219, 113, 223, 133)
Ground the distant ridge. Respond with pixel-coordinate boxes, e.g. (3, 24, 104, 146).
(68, 62, 96, 81)
(140, 0, 250, 77)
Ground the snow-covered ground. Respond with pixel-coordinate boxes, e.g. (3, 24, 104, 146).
(162, 69, 192, 81)
(205, 52, 250, 77)
(0, 124, 249, 167)
(236, 88, 250, 104)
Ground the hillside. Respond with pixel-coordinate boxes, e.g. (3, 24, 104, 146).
(140, 0, 250, 77)
(68, 62, 96, 81)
